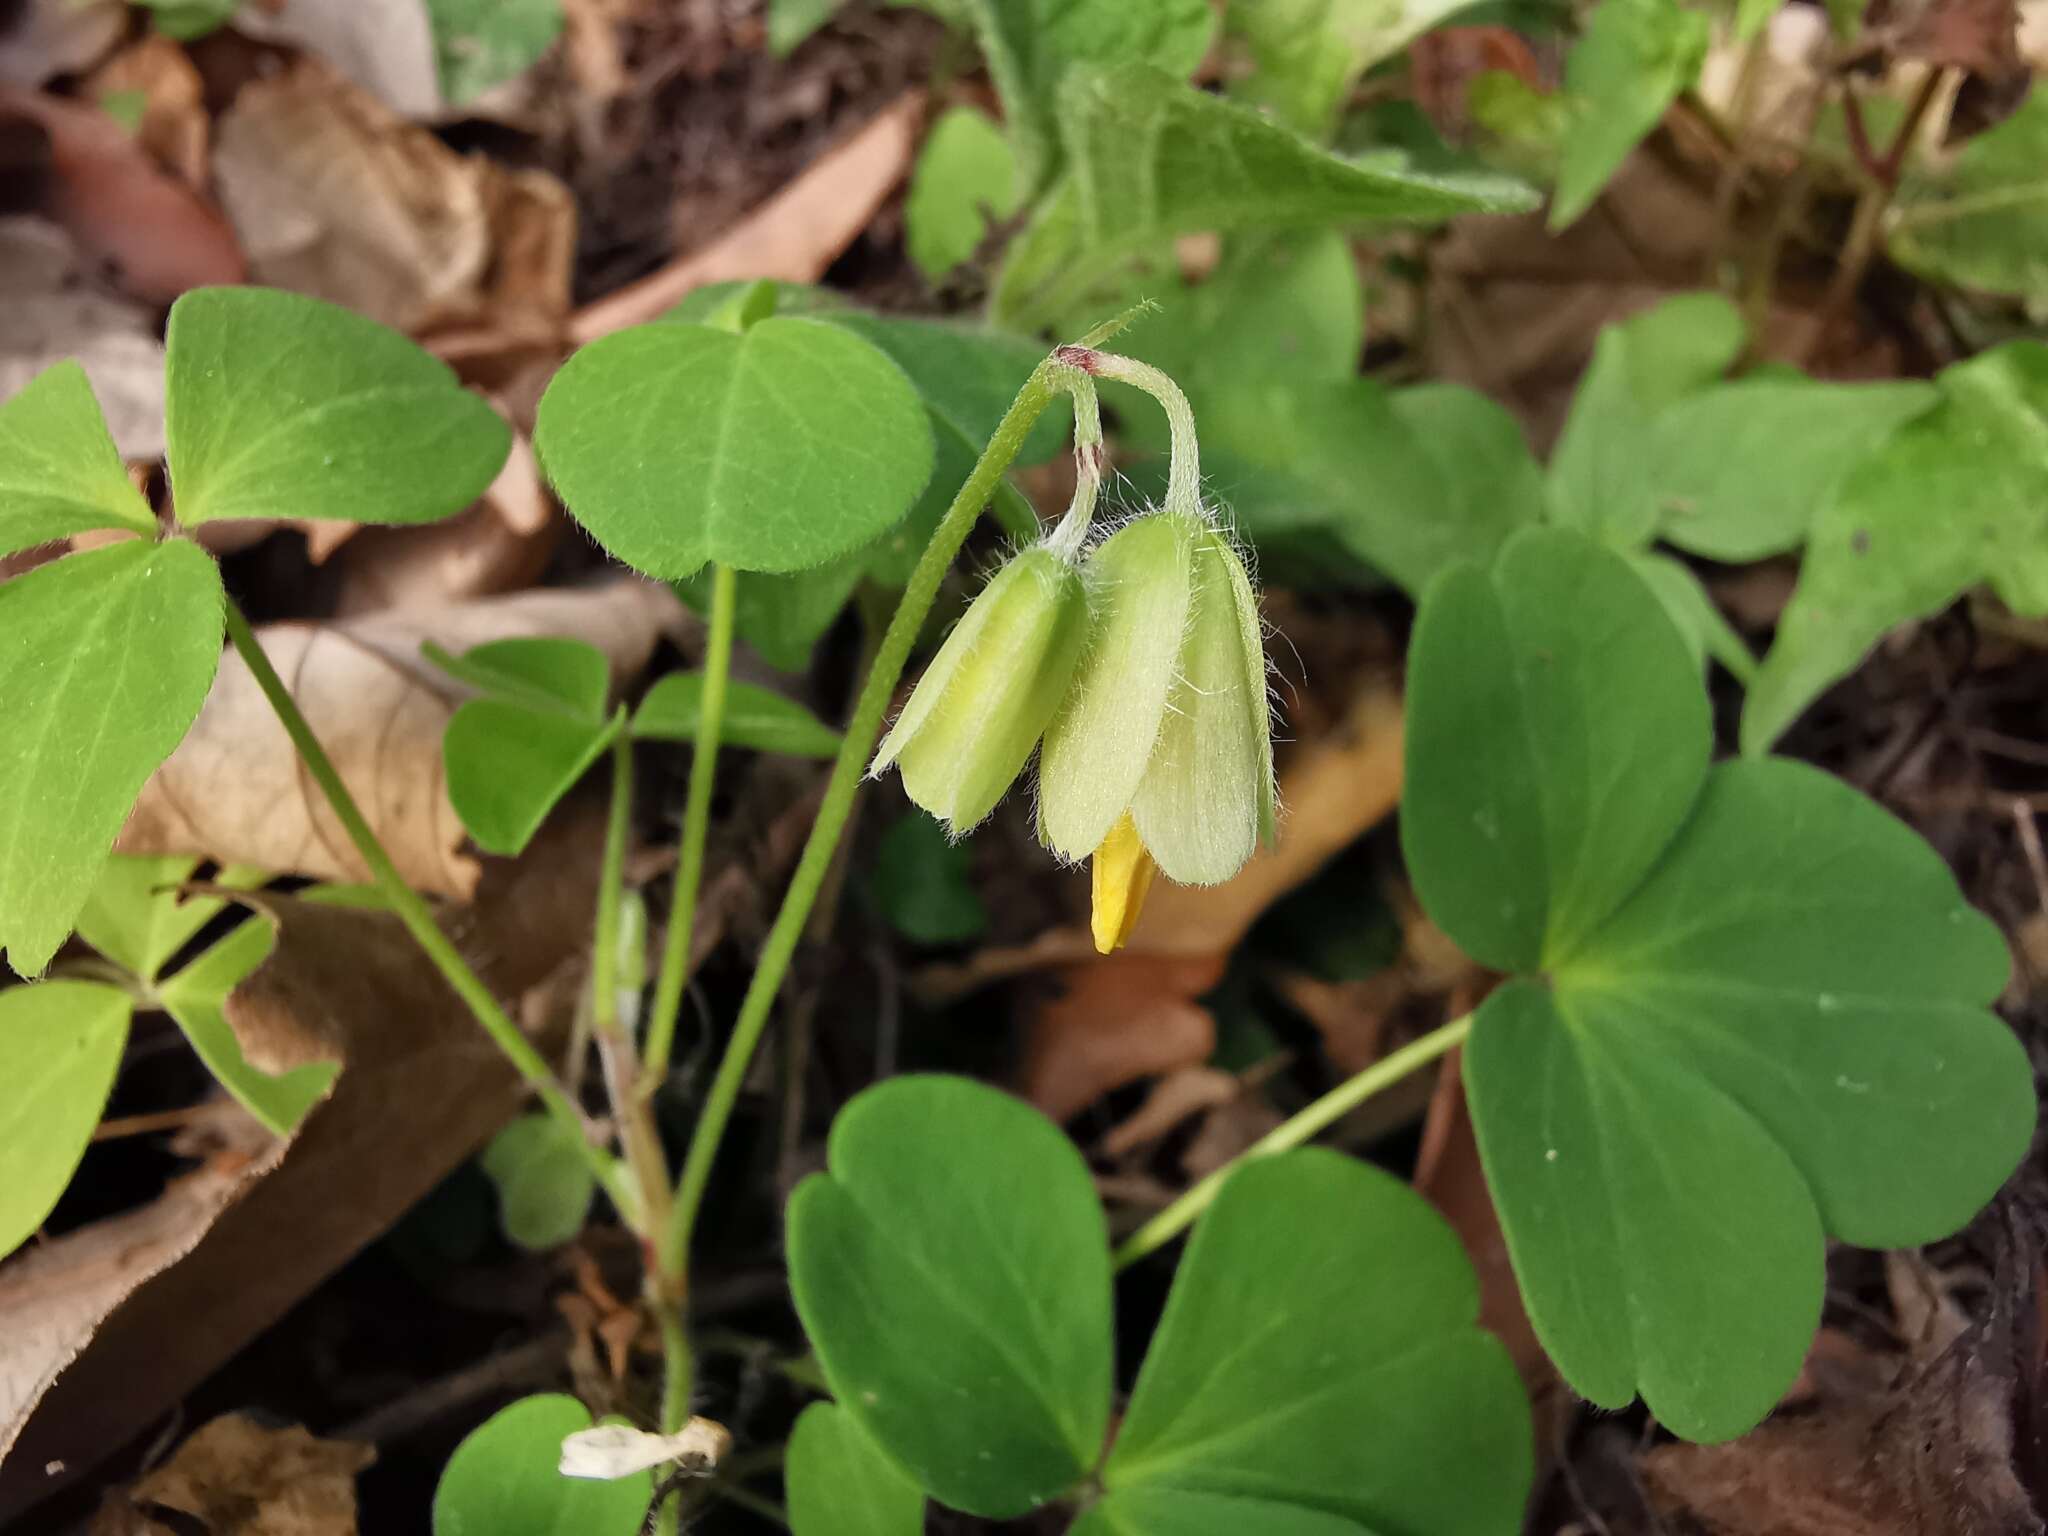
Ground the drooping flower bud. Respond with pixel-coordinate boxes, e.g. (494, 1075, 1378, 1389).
(870, 544, 1090, 835)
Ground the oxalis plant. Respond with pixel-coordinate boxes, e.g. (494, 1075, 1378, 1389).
(0, 260, 2035, 1534)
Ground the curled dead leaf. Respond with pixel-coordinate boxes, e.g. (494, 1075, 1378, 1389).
(0, 807, 606, 1520)
(119, 582, 680, 896)
(88, 1414, 372, 1536)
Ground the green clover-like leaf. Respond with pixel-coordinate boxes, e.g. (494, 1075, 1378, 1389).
(786, 1402, 924, 1536)
(165, 287, 510, 528)
(0, 362, 155, 558)
(535, 317, 936, 580)
(0, 980, 132, 1259)
(632, 673, 840, 758)
(433, 1393, 649, 1536)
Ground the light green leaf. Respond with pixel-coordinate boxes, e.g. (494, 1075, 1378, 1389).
(1224, 0, 1491, 141)
(0, 362, 156, 557)
(0, 540, 223, 978)
(480, 1113, 598, 1250)
(994, 61, 1538, 328)
(1075, 1490, 1371, 1536)
(444, 704, 619, 858)
(906, 106, 1022, 279)
(74, 854, 261, 984)
(0, 980, 131, 1258)
(536, 317, 935, 579)
(1102, 1151, 1531, 1535)
(786, 1403, 924, 1536)
(770, 0, 843, 53)
(1745, 341, 2048, 753)
(1628, 551, 1757, 683)
(426, 0, 563, 104)
(866, 813, 988, 945)
(1890, 93, 2048, 305)
(1470, 758, 2031, 1440)
(164, 287, 510, 528)
(786, 1075, 1111, 1517)
(632, 674, 841, 758)
(159, 917, 336, 1135)
(1548, 293, 1744, 546)
(1651, 378, 1937, 560)
(965, 0, 1216, 192)
(426, 637, 611, 721)
(1468, 69, 1568, 179)
(1401, 527, 1709, 972)
(135, 0, 236, 40)
(433, 1394, 649, 1536)
(1550, 0, 1709, 230)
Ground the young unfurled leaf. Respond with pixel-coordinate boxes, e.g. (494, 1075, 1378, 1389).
(786, 1075, 1112, 1517)
(479, 1113, 599, 1250)
(963, 0, 1216, 192)
(0, 362, 155, 557)
(427, 638, 621, 858)
(433, 1394, 649, 1536)
(1406, 524, 2033, 1441)
(537, 318, 935, 580)
(158, 917, 337, 1135)
(906, 106, 1022, 280)
(1101, 1151, 1531, 1535)
(0, 539, 224, 978)
(1650, 378, 1937, 561)
(1402, 528, 1710, 973)
(786, 1403, 924, 1536)
(994, 62, 1537, 327)
(0, 980, 132, 1259)
(633, 673, 840, 758)
(1549, 0, 1709, 230)
(1224, 0, 1493, 141)
(1890, 92, 2048, 306)
(1745, 341, 2048, 752)
(165, 287, 510, 528)
(866, 812, 988, 946)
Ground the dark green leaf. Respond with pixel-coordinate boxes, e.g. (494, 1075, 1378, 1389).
(0, 362, 156, 557)
(786, 1075, 1111, 1516)
(0, 540, 223, 977)
(444, 702, 619, 857)
(1890, 93, 2048, 304)
(906, 106, 1023, 279)
(1549, 0, 1709, 229)
(433, 1394, 650, 1536)
(165, 287, 510, 528)
(536, 318, 935, 578)
(0, 980, 130, 1258)
(1628, 550, 1757, 683)
(1102, 1150, 1531, 1535)
(1401, 527, 1709, 972)
(632, 674, 841, 758)
(786, 1403, 924, 1536)
(158, 917, 336, 1135)
(867, 812, 988, 945)
(994, 62, 1537, 327)
(1745, 341, 2048, 752)
(1651, 378, 1937, 560)
(480, 1113, 599, 1250)
(1471, 758, 2032, 1439)
(426, 637, 611, 722)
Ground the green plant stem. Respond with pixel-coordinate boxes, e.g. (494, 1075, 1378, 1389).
(641, 561, 738, 1097)
(221, 597, 627, 1208)
(1111, 1013, 1474, 1270)
(656, 359, 1082, 1284)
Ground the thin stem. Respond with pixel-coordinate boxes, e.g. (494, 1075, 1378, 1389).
(591, 731, 674, 1242)
(1111, 1014, 1474, 1270)
(1071, 349, 1201, 519)
(641, 561, 739, 1096)
(222, 598, 628, 1207)
(657, 357, 1087, 1280)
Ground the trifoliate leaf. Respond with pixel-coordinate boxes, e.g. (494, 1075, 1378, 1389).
(433, 1394, 649, 1536)
(0, 362, 155, 557)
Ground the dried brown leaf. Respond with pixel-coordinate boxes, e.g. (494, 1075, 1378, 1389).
(89, 1414, 371, 1536)
(119, 582, 679, 896)
(0, 808, 605, 1520)
(570, 91, 923, 342)
(0, 0, 125, 89)
(85, 34, 209, 188)
(1019, 953, 1224, 1122)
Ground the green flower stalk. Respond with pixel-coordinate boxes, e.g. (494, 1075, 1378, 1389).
(1037, 353, 1276, 951)
(868, 384, 1104, 835)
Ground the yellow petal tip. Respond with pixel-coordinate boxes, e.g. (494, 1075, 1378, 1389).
(1090, 813, 1157, 954)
